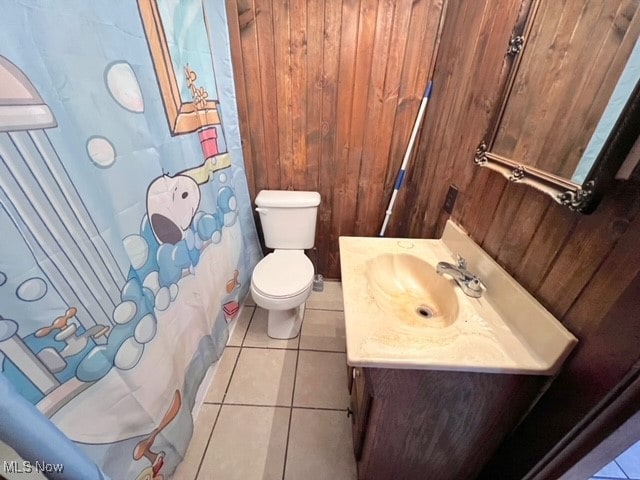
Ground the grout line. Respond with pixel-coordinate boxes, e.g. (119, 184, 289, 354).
(240, 344, 298, 351)
(202, 303, 350, 479)
(305, 306, 344, 312)
(194, 308, 258, 478)
(202, 401, 291, 409)
(202, 400, 348, 412)
(291, 405, 349, 412)
(239, 344, 345, 354)
(194, 402, 223, 480)
(281, 339, 301, 480)
(217, 308, 256, 402)
(219, 346, 244, 404)
(298, 347, 346, 354)
(227, 306, 256, 348)
(240, 306, 257, 346)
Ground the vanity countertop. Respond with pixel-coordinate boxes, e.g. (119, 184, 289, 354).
(338, 221, 578, 375)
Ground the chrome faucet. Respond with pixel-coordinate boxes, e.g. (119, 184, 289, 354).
(436, 256, 486, 298)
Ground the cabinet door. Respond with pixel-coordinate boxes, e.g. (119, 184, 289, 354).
(349, 367, 372, 460)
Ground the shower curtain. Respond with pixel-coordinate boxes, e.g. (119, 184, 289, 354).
(0, 1, 261, 478)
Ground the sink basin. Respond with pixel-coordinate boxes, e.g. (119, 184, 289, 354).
(366, 253, 458, 328)
(339, 221, 578, 375)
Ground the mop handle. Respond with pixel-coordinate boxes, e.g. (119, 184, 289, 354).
(379, 81, 432, 236)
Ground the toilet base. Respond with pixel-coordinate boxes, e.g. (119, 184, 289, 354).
(267, 302, 306, 339)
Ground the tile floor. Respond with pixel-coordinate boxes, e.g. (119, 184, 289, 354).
(592, 440, 640, 480)
(174, 281, 358, 480)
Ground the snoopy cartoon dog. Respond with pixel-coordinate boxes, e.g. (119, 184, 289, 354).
(146, 173, 200, 245)
(145, 153, 233, 245)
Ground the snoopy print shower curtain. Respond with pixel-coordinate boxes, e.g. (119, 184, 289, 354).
(0, 1, 261, 478)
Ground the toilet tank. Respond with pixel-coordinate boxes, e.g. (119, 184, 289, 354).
(255, 190, 321, 249)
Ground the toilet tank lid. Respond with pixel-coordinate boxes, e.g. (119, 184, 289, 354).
(255, 190, 321, 208)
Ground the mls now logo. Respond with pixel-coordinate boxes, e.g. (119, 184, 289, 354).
(3, 460, 64, 474)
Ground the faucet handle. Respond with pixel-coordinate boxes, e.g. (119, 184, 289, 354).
(456, 254, 467, 269)
(468, 278, 486, 293)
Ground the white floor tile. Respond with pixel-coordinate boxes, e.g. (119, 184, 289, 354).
(204, 347, 240, 403)
(300, 309, 346, 352)
(177, 283, 359, 480)
(293, 351, 349, 409)
(225, 348, 297, 406)
(173, 404, 220, 480)
(198, 405, 289, 480)
(228, 306, 255, 346)
(285, 408, 357, 480)
(306, 281, 344, 311)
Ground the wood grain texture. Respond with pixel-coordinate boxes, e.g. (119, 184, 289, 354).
(272, 0, 292, 188)
(391, 1, 640, 477)
(317, 0, 342, 276)
(357, 367, 542, 480)
(226, 2, 640, 476)
(399, 0, 528, 240)
(305, 0, 324, 193)
(480, 272, 640, 480)
(492, 0, 640, 178)
(254, 0, 280, 188)
(349, 367, 372, 461)
(394, 0, 640, 341)
(226, 0, 445, 278)
(225, 0, 255, 199)
(355, 0, 397, 236)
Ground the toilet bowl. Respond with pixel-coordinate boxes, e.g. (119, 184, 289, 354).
(251, 250, 314, 339)
(250, 189, 320, 339)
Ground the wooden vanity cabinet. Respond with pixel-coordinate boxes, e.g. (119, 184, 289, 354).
(348, 366, 372, 459)
(347, 366, 544, 480)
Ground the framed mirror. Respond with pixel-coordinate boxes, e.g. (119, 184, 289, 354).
(475, 1, 640, 213)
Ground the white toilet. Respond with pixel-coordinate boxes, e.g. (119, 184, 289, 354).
(250, 190, 321, 339)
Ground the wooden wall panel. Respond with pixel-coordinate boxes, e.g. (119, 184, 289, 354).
(492, 0, 640, 177)
(305, 0, 323, 194)
(225, 1, 255, 197)
(392, 0, 640, 328)
(317, 1, 342, 276)
(227, 0, 640, 476)
(357, 0, 414, 237)
(482, 271, 640, 480)
(272, 1, 291, 189)
(395, 0, 531, 239)
(226, 0, 445, 278)
(393, 0, 640, 477)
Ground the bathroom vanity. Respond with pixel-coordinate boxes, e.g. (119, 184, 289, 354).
(346, 365, 544, 480)
(339, 221, 577, 480)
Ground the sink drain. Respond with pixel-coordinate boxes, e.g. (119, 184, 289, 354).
(415, 305, 434, 319)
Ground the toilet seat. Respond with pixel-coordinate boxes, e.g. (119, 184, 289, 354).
(252, 250, 314, 299)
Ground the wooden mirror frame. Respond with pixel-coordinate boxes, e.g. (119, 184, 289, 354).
(138, 0, 220, 135)
(474, 1, 640, 214)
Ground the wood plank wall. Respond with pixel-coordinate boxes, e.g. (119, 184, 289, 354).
(394, 0, 640, 342)
(492, 1, 640, 178)
(225, 0, 445, 278)
(389, 0, 640, 477)
(227, 0, 640, 476)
